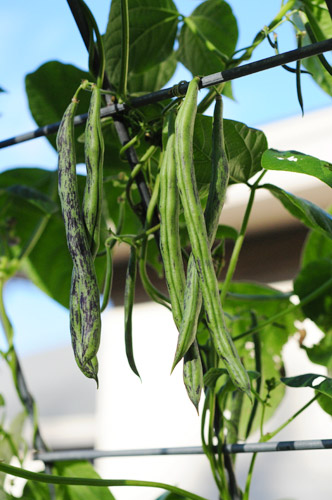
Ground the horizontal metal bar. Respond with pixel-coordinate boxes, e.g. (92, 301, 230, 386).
(34, 439, 332, 463)
(200, 38, 332, 87)
(0, 103, 125, 149)
(1, 38, 331, 151)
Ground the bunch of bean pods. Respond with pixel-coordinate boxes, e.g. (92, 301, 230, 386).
(57, 82, 103, 385)
(56, 76, 251, 407)
(159, 78, 251, 408)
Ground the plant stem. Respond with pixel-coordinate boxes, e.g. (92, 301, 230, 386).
(19, 214, 51, 261)
(0, 462, 209, 500)
(197, 83, 225, 115)
(0, 279, 47, 451)
(233, 276, 332, 342)
(120, 0, 130, 98)
(220, 183, 257, 305)
(262, 394, 319, 442)
(234, 0, 297, 63)
(243, 453, 257, 500)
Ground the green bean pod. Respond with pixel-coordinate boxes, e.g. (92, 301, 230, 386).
(57, 98, 101, 382)
(159, 111, 203, 409)
(183, 340, 203, 413)
(159, 112, 186, 328)
(83, 84, 104, 259)
(174, 77, 250, 397)
(124, 245, 140, 378)
(172, 94, 229, 371)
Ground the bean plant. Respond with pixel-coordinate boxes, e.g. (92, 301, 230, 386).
(1, 0, 332, 499)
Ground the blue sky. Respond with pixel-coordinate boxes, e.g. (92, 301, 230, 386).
(1, 0, 331, 357)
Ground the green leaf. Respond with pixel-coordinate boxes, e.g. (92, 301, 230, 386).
(0, 395, 5, 406)
(215, 224, 238, 241)
(293, 259, 332, 331)
(4, 185, 58, 215)
(224, 281, 297, 437)
(22, 481, 51, 500)
(25, 62, 91, 162)
(300, 206, 332, 269)
(225, 120, 267, 183)
(204, 368, 228, 387)
(263, 184, 332, 238)
(302, 331, 332, 372)
(105, 0, 179, 90)
(262, 149, 332, 187)
(193, 115, 267, 188)
(178, 0, 238, 76)
(281, 372, 332, 409)
(317, 393, 332, 416)
(128, 52, 177, 94)
(54, 461, 116, 500)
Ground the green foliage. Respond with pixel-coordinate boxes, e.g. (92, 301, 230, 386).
(54, 461, 116, 500)
(262, 183, 332, 238)
(178, 0, 238, 76)
(193, 115, 267, 188)
(262, 149, 332, 187)
(223, 281, 298, 436)
(25, 62, 91, 162)
(294, 259, 332, 331)
(105, 0, 179, 91)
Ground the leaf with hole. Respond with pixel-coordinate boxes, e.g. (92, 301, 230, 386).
(262, 149, 332, 187)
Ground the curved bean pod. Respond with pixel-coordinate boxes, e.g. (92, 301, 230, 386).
(124, 245, 140, 378)
(172, 94, 229, 370)
(57, 97, 101, 382)
(174, 77, 250, 398)
(159, 112, 186, 328)
(83, 84, 104, 259)
(159, 111, 204, 409)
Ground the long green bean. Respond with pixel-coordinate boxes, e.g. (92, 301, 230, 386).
(174, 77, 250, 398)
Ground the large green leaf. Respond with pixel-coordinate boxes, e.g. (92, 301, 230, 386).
(293, 258, 332, 332)
(282, 373, 332, 415)
(178, 0, 238, 76)
(223, 281, 297, 437)
(262, 149, 332, 187)
(105, 0, 179, 90)
(3, 185, 58, 215)
(0, 168, 58, 262)
(22, 481, 51, 500)
(262, 184, 332, 238)
(25, 62, 127, 173)
(193, 115, 267, 188)
(128, 52, 177, 94)
(25, 62, 91, 162)
(54, 461, 116, 500)
(300, 206, 332, 268)
(302, 331, 332, 373)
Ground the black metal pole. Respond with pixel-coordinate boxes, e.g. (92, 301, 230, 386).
(35, 439, 332, 463)
(1, 37, 331, 150)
